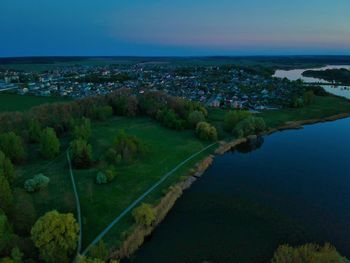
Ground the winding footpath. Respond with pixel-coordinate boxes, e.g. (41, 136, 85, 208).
(79, 142, 216, 256)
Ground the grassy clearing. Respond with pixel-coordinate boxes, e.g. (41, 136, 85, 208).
(0, 93, 70, 112)
(73, 117, 212, 248)
(259, 96, 350, 128)
(207, 95, 350, 132)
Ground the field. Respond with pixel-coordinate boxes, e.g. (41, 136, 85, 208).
(259, 95, 350, 128)
(13, 116, 214, 251)
(10, 93, 350, 258)
(0, 92, 70, 112)
(208, 95, 350, 130)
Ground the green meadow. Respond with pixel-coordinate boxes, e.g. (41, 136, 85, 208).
(0, 92, 70, 112)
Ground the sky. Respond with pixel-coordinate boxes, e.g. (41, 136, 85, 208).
(1, 0, 350, 57)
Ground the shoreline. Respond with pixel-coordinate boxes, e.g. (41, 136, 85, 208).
(110, 111, 350, 261)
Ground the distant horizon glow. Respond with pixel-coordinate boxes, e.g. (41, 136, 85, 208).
(1, 0, 350, 57)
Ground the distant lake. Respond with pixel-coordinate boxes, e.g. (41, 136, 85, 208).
(126, 117, 350, 263)
(274, 65, 350, 99)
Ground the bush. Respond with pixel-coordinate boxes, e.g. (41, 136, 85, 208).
(96, 172, 107, 185)
(223, 110, 251, 132)
(188, 110, 205, 128)
(196, 122, 217, 141)
(39, 127, 60, 159)
(105, 166, 117, 182)
(132, 203, 156, 227)
(24, 173, 50, 193)
(70, 139, 93, 168)
(106, 130, 146, 164)
(233, 117, 266, 138)
(271, 243, 347, 263)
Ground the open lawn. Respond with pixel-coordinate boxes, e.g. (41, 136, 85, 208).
(75, 117, 213, 248)
(0, 93, 70, 112)
(258, 96, 350, 128)
(13, 116, 214, 251)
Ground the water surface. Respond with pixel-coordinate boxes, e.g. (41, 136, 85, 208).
(273, 65, 350, 99)
(127, 118, 350, 263)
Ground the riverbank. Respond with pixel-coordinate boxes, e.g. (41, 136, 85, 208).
(111, 107, 350, 261)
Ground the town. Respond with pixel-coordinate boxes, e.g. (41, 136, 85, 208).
(0, 63, 306, 111)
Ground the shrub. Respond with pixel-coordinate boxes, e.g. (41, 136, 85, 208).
(223, 110, 251, 132)
(105, 166, 117, 182)
(39, 127, 60, 159)
(188, 110, 205, 128)
(96, 172, 107, 185)
(24, 173, 50, 193)
(132, 203, 156, 227)
(271, 243, 347, 263)
(106, 130, 146, 164)
(70, 139, 93, 168)
(196, 122, 218, 141)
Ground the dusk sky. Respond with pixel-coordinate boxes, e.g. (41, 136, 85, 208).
(1, 0, 350, 57)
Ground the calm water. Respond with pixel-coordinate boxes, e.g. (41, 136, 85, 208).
(127, 118, 350, 263)
(274, 65, 350, 99)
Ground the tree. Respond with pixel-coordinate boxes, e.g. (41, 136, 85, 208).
(223, 110, 251, 132)
(188, 110, 205, 128)
(132, 203, 156, 227)
(271, 243, 347, 263)
(0, 132, 26, 163)
(28, 119, 42, 143)
(0, 211, 13, 255)
(0, 151, 14, 183)
(31, 210, 79, 263)
(71, 139, 93, 168)
(196, 122, 218, 141)
(0, 173, 13, 213)
(233, 117, 266, 138)
(24, 173, 50, 193)
(73, 117, 91, 140)
(91, 106, 113, 121)
(39, 128, 60, 159)
(107, 130, 146, 164)
(303, 90, 315, 105)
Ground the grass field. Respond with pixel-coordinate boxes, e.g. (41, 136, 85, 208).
(208, 95, 350, 131)
(13, 116, 214, 251)
(75, 117, 213, 248)
(0, 93, 70, 112)
(259, 96, 350, 128)
(10, 94, 350, 256)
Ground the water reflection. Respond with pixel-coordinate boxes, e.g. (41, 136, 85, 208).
(231, 136, 265, 154)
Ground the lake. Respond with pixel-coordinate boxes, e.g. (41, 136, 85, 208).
(126, 117, 350, 263)
(274, 65, 350, 99)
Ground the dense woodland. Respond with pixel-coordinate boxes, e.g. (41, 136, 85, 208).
(303, 68, 350, 84)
